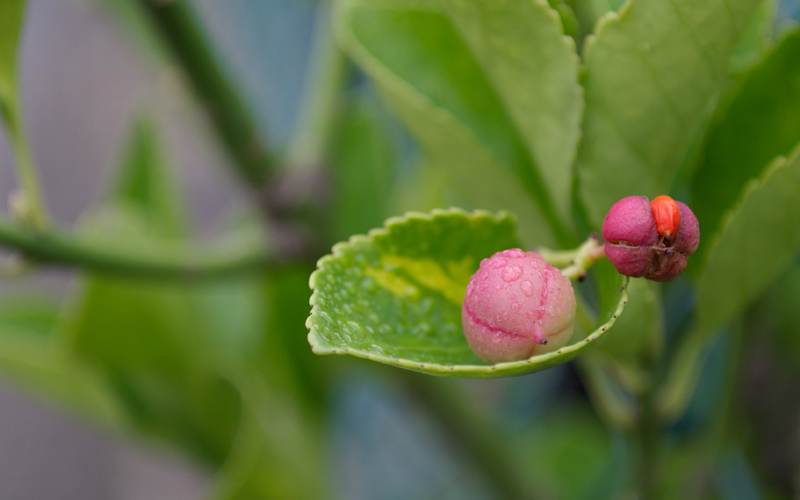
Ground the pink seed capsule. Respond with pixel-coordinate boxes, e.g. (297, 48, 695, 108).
(462, 249, 576, 363)
(602, 195, 700, 282)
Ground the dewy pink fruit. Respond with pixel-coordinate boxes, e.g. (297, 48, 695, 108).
(602, 195, 700, 282)
(462, 249, 577, 363)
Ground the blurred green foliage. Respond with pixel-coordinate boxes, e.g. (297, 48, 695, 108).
(1, 0, 800, 499)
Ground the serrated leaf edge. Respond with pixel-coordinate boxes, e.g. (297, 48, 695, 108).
(307, 208, 629, 378)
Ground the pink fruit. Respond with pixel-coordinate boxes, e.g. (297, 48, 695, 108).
(462, 249, 577, 363)
(602, 195, 700, 282)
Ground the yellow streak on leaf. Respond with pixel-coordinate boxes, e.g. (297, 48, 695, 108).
(382, 255, 472, 304)
(364, 267, 419, 299)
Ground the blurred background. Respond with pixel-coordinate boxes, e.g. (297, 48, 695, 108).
(3, 0, 800, 499)
(0, 0, 310, 497)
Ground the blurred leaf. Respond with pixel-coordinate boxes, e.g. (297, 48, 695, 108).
(307, 209, 629, 377)
(696, 143, 800, 334)
(438, 0, 583, 226)
(0, 0, 25, 118)
(567, 0, 626, 43)
(577, 358, 637, 429)
(691, 27, 800, 252)
(114, 117, 186, 237)
(590, 274, 663, 367)
(748, 262, 800, 373)
(547, 0, 580, 40)
(262, 265, 329, 412)
(576, 0, 762, 229)
(335, 0, 561, 246)
(63, 250, 243, 462)
(59, 118, 240, 463)
(512, 403, 628, 500)
(329, 95, 397, 239)
(206, 377, 325, 500)
(729, 0, 775, 72)
(0, 301, 122, 426)
(390, 157, 451, 215)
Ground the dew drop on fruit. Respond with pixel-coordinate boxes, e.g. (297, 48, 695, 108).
(502, 265, 523, 282)
(521, 280, 534, 297)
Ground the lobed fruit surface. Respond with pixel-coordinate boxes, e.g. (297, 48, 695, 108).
(603, 195, 700, 282)
(462, 249, 576, 363)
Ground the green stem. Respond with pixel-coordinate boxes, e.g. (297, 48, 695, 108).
(138, 0, 272, 187)
(398, 373, 535, 500)
(538, 233, 606, 280)
(3, 100, 49, 228)
(0, 217, 276, 279)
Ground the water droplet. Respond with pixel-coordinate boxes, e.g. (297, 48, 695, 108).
(521, 280, 534, 297)
(511, 302, 520, 311)
(481, 284, 488, 291)
(495, 283, 503, 290)
(481, 272, 490, 281)
(492, 259, 508, 269)
(502, 265, 523, 282)
(502, 249, 525, 258)
(467, 283, 474, 297)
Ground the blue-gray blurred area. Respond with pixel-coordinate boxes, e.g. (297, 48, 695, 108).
(779, 0, 800, 23)
(193, 0, 317, 147)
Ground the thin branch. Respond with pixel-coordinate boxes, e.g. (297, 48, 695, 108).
(138, 0, 273, 187)
(0, 216, 277, 280)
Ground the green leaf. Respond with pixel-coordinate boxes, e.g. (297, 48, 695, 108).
(335, 0, 562, 247)
(568, 0, 626, 44)
(59, 118, 238, 463)
(0, 300, 123, 426)
(437, 0, 583, 225)
(576, 0, 762, 228)
(205, 377, 325, 500)
(0, 0, 25, 118)
(750, 263, 800, 373)
(261, 265, 330, 412)
(728, 0, 775, 72)
(307, 209, 629, 378)
(63, 262, 243, 463)
(591, 276, 663, 365)
(112, 116, 185, 238)
(329, 95, 397, 239)
(696, 143, 800, 333)
(691, 27, 800, 249)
